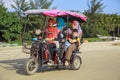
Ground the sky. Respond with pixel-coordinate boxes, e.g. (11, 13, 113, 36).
(2, 0, 120, 14)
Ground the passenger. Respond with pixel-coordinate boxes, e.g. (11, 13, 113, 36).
(71, 20, 83, 41)
(57, 17, 66, 32)
(55, 27, 68, 60)
(64, 20, 82, 66)
(57, 27, 68, 43)
(56, 17, 67, 44)
(45, 18, 59, 49)
(68, 29, 80, 49)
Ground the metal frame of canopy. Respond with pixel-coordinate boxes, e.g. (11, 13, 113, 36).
(24, 9, 87, 22)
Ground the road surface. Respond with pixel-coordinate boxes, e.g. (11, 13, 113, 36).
(0, 41, 120, 80)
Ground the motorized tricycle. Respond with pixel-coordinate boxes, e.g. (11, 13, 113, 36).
(22, 9, 87, 75)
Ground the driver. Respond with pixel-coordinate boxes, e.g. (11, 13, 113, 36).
(32, 18, 59, 48)
(45, 18, 59, 65)
(46, 18, 57, 41)
(31, 18, 59, 65)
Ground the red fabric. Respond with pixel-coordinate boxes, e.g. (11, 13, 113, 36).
(45, 18, 58, 43)
(46, 26, 58, 38)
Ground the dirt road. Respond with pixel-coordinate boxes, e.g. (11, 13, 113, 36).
(0, 41, 120, 80)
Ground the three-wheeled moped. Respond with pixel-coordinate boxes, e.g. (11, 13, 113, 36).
(22, 9, 87, 75)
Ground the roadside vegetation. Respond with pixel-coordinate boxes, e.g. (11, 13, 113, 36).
(0, 0, 120, 45)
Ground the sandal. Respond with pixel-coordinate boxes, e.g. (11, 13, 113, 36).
(64, 59, 70, 66)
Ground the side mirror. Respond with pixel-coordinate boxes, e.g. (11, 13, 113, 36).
(23, 43, 28, 48)
(35, 29, 41, 35)
(22, 43, 30, 54)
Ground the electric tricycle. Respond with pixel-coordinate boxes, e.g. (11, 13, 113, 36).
(22, 9, 87, 75)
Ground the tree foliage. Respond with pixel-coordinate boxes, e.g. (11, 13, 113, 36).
(83, 0, 105, 37)
(0, 2, 22, 42)
(11, 0, 53, 16)
(34, 0, 53, 9)
(82, 0, 120, 37)
(0, 0, 120, 43)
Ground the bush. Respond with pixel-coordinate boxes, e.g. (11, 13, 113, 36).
(83, 37, 101, 42)
(96, 28, 109, 36)
(82, 25, 109, 38)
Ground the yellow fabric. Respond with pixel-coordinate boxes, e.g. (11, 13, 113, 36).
(71, 37, 80, 43)
(77, 37, 80, 41)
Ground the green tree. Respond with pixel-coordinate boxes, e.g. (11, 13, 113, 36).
(84, 0, 105, 37)
(11, 0, 53, 13)
(34, 0, 53, 9)
(0, 0, 3, 6)
(0, 0, 6, 41)
(0, 3, 22, 42)
(110, 14, 120, 37)
(11, 0, 30, 16)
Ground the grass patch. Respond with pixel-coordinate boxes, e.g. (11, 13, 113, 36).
(83, 37, 101, 42)
(11, 40, 22, 46)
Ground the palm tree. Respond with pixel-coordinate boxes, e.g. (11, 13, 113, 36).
(87, 0, 104, 14)
(0, 0, 4, 6)
(11, 0, 30, 16)
(11, 0, 54, 16)
(84, 0, 105, 37)
(111, 14, 120, 37)
(28, 0, 54, 9)
(34, 0, 53, 9)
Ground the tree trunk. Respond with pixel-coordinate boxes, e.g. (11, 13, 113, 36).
(118, 26, 120, 37)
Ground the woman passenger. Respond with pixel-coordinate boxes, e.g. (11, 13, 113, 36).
(64, 20, 83, 66)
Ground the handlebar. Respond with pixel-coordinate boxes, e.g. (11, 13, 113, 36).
(23, 43, 31, 50)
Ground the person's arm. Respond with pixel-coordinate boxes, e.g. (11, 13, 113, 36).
(46, 38, 54, 41)
(69, 38, 77, 43)
(77, 37, 81, 49)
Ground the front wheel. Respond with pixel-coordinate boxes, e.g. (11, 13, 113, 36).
(70, 55, 82, 70)
(25, 58, 39, 75)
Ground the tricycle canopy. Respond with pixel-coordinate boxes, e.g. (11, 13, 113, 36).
(24, 9, 87, 22)
(22, 9, 87, 44)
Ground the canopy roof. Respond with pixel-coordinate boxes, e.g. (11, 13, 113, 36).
(24, 9, 87, 22)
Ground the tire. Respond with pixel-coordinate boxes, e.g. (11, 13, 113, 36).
(25, 58, 39, 75)
(70, 55, 82, 70)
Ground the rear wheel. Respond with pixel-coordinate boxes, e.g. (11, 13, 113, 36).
(25, 58, 39, 75)
(70, 55, 82, 70)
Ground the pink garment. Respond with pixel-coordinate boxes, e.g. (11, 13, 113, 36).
(67, 20, 82, 37)
(72, 20, 82, 35)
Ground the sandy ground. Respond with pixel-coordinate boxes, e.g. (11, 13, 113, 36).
(0, 41, 120, 80)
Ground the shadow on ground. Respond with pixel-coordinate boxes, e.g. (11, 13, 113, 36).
(0, 58, 68, 75)
(0, 58, 27, 75)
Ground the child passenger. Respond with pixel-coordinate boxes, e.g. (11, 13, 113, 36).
(68, 29, 80, 48)
(65, 29, 80, 50)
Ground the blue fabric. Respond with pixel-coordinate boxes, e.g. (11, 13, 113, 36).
(57, 17, 66, 30)
(65, 41, 71, 50)
(32, 38, 38, 41)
